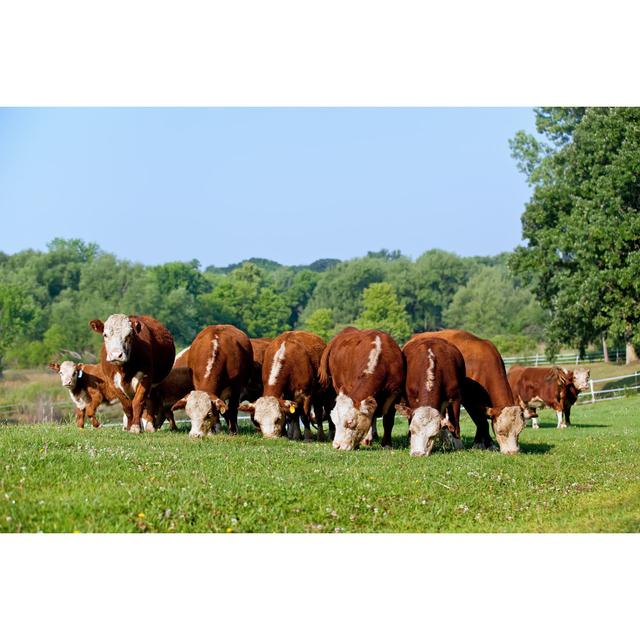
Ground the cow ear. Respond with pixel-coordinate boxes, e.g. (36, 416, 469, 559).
(360, 396, 377, 416)
(486, 407, 497, 418)
(395, 403, 412, 419)
(238, 402, 256, 415)
(214, 398, 228, 414)
(171, 396, 188, 411)
(89, 319, 104, 334)
(133, 320, 143, 333)
(282, 400, 297, 414)
(518, 398, 527, 410)
(48, 362, 61, 372)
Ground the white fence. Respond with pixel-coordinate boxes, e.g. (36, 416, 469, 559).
(503, 351, 609, 366)
(576, 371, 640, 404)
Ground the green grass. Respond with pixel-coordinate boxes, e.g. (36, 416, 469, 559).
(1, 397, 639, 533)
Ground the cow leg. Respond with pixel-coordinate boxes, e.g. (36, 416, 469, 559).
(288, 414, 303, 440)
(447, 400, 464, 449)
(370, 417, 379, 442)
(86, 405, 101, 429)
(166, 409, 178, 431)
(141, 406, 156, 433)
(531, 416, 540, 429)
(556, 410, 566, 429)
(130, 377, 152, 434)
(225, 401, 239, 435)
(313, 399, 325, 442)
(466, 404, 495, 450)
(301, 411, 313, 442)
(75, 408, 85, 429)
(381, 410, 395, 449)
(564, 405, 572, 426)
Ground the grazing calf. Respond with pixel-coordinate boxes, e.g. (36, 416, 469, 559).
(144, 346, 193, 430)
(319, 327, 404, 451)
(397, 336, 465, 456)
(508, 366, 590, 429)
(49, 361, 119, 428)
(239, 331, 327, 441)
(89, 314, 175, 433)
(172, 325, 253, 437)
(418, 330, 525, 454)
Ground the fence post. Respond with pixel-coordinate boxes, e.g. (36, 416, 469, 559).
(575, 352, 580, 365)
(535, 353, 539, 367)
(590, 379, 595, 404)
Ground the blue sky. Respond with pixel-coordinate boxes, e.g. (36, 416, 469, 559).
(0, 108, 534, 267)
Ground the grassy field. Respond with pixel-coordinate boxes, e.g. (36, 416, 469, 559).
(1, 395, 639, 533)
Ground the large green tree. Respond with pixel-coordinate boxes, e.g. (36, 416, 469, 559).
(510, 107, 640, 361)
(355, 282, 412, 343)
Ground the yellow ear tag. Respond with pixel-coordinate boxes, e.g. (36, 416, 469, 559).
(289, 405, 296, 414)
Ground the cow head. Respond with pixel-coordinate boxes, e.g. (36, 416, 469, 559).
(487, 405, 525, 455)
(90, 314, 142, 364)
(49, 361, 81, 389)
(238, 397, 296, 438)
(572, 368, 591, 391)
(396, 404, 443, 456)
(172, 390, 227, 437)
(331, 392, 377, 451)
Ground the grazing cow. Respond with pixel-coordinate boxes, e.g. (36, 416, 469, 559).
(49, 361, 119, 428)
(508, 366, 591, 429)
(89, 314, 175, 434)
(171, 325, 253, 437)
(319, 327, 404, 451)
(239, 331, 327, 441)
(417, 330, 525, 454)
(396, 336, 466, 456)
(144, 346, 193, 430)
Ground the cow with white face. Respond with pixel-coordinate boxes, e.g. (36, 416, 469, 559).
(171, 390, 228, 437)
(319, 328, 404, 451)
(239, 331, 327, 441)
(89, 314, 175, 433)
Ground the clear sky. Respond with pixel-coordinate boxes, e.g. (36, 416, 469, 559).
(0, 108, 534, 267)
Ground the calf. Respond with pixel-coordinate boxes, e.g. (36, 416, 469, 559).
(239, 331, 327, 441)
(319, 327, 404, 451)
(171, 324, 253, 437)
(508, 366, 590, 429)
(396, 336, 466, 456)
(144, 346, 193, 430)
(418, 330, 525, 454)
(89, 314, 175, 433)
(49, 361, 119, 428)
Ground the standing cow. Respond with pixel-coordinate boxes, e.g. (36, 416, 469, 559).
(419, 330, 525, 454)
(239, 331, 327, 441)
(319, 327, 404, 451)
(397, 336, 466, 456)
(49, 361, 119, 428)
(171, 325, 253, 437)
(89, 314, 175, 433)
(508, 366, 590, 429)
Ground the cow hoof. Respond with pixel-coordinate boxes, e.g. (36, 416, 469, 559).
(452, 438, 464, 450)
(129, 424, 141, 434)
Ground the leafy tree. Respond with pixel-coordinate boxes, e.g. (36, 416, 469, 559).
(510, 107, 640, 361)
(302, 308, 335, 342)
(355, 282, 412, 343)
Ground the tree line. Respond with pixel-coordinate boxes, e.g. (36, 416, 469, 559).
(0, 241, 545, 371)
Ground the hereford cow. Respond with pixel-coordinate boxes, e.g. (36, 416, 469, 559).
(144, 346, 193, 430)
(171, 325, 253, 437)
(396, 336, 466, 456)
(418, 330, 525, 454)
(89, 314, 175, 433)
(319, 327, 404, 451)
(239, 331, 328, 441)
(508, 366, 590, 429)
(49, 361, 119, 428)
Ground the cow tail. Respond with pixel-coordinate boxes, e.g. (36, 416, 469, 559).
(318, 343, 332, 390)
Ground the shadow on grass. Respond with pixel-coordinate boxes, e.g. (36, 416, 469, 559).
(529, 423, 609, 429)
(519, 442, 554, 454)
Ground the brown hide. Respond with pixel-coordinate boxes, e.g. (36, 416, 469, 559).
(401, 336, 465, 436)
(507, 366, 571, 413)
(146, 365, 194, 429)
(246, 337, 273, 401)
(187, 324, 253, 433)
(90, 315, 175, 431)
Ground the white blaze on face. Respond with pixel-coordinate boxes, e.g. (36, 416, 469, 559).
(103, 314, 133, 364)
(364, 336, 382, 375)
(204, 338, 219, 379)
(409, 406, 442, 456)
(268, 343, 286, 387)
(254, 396, 285, 438)
(493, 406, 525, 455)
(330, 393, 375, 451)
(185, 390, 214, 437)
(573, 369, 590, 391)
(58, 361, 78, 388)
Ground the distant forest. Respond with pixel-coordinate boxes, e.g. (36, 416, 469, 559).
(0, 239, 546, 370)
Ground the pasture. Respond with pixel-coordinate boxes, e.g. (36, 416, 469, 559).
(1, 396, 639, 533)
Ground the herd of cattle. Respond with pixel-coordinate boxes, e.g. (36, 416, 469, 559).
(48, 314, 591, 456)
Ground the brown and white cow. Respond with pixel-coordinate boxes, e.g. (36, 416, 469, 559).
(244, 337, 273, 402)
(49, 361, 119, 428)
(144, 346, 193, 430)
(239, 331, 327, 441)
(418, 329, 525, 454)
(397, 336, 466, 456)
(319, 327, 404, 451)
(508, 366, 590, 429)
(89, 314, 175, 434)
(171, 325, 253, 437)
